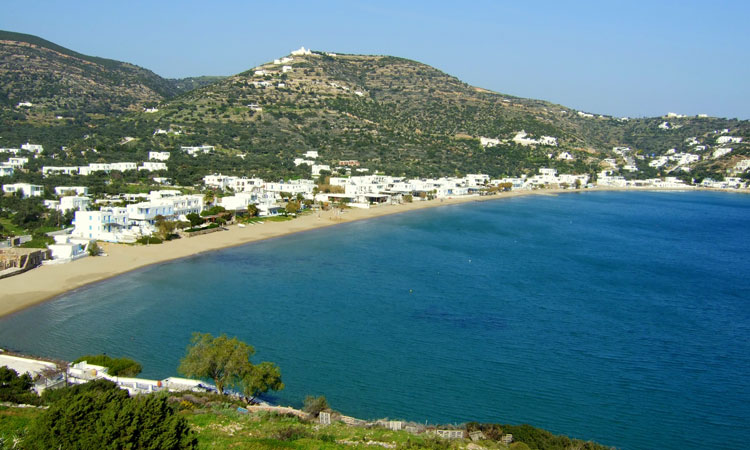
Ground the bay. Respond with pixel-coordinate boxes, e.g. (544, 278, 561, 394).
(1, 191, 748, 449)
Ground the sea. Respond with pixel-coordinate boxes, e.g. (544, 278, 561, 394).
(1, 191, 748, 449)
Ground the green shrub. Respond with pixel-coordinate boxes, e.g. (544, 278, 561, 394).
(72, 354, 142, 377)
(302, 395, 329, 417)
(26, 380, 196, 449)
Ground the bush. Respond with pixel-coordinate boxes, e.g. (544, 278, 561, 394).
(27, 380, 197, 449)
(136, 236, 163, 245)
(0, 366, 39, 405)
(72, 354, 142, 377)
(303, 395, 329, 417)
(88, 241, 101, 256)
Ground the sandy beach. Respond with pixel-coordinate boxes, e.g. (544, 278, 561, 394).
(0, 190, 550, 318)
(1, 186, 738, 319)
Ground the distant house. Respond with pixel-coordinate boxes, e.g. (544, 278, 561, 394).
(21, 142, 44, 154)
(55, 186, 89, 196)
(291, 46, 312, 56)
(149, 151, 171, 161)
(254, 70, 268, 76)
(139, 162, 168, 171)
(181, 145, 214, 157)
(338, 160, 360, 167)
(282, 65, 293, 73)
(2, 183, 44, 198)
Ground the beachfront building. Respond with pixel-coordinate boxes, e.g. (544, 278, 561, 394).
(73, 207, 135, 243)
(265, 179, 316, 198)
(2, 183, 44, 198)
(46, 235, 93, 264)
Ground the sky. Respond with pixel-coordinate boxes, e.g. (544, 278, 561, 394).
(3, 0, 749, 119)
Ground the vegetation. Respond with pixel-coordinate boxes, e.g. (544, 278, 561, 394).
(1, 396, 614, 449)
(0, 367, 38, 405)
(303, 395, 330, 417)
(24, 380, 196, 449)
(178, 332, 284, 397)
(72, 354, 142, 377)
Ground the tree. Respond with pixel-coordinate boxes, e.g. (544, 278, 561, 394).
(88, 241, 102, 256)
(154, 214, 177, 240)
(285, 201, 299, 215)
(186, 212, 204, 227)
(242, 361, 284, 399)
(246, 204, 259, 217)
(203, 190, 215, 207)
(180, 332, 268, 395)
(26, 380, 196, 450)
(73, 354, 141, 377)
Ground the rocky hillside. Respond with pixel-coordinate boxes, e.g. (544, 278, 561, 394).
(0, 33, 747, 183)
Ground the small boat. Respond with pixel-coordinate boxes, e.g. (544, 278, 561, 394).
(238, 224, 246, 228)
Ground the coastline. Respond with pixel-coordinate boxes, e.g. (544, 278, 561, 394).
(0, 186, 737, 319)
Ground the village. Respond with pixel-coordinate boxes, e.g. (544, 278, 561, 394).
(2, 133, 750, 274)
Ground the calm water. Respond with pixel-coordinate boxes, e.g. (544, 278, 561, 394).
(1, 191, 749, 449)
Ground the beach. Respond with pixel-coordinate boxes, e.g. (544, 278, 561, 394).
(0, 190, 548, 318)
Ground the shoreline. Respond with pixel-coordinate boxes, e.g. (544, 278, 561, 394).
(0, 186, 739, 319)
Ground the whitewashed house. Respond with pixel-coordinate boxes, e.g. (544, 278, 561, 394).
(2, 183, 43, 198)
(139, 162, 168, 171)
(0, 165, 13, 177)
(312, 164, 331, 176)
(55, 186, 89, 196)
(181, 145, 214, 157)
(6, 157, 28, 168)
(21, 142, 44, 154)
(304, 150, 319, 159)
(291, 46, 312, 56)
(73, 208, 135, 242)
(46, 235, 93, 264)
(43, 166, 80, 176)
(57, 196, 91, 213)
(149, 151, 171, 161)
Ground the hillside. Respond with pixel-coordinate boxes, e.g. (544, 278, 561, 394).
(0, 34, 748, 184)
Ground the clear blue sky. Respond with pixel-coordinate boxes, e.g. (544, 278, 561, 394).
(3, 0, 749, 119)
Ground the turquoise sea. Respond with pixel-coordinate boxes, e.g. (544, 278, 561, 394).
(1, 191, 749, 449)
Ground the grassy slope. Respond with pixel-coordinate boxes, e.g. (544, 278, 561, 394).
(0, 399, 613, 450)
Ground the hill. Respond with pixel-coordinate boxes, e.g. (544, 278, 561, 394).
(0, 34, 748, 184)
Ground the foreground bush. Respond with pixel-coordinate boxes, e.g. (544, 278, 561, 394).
(26, 380, 196, 449)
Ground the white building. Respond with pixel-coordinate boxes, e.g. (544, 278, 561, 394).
(181, 145, 214, 157)
(2, 183, 43, 198)
(304, 150, 319, 159)
(0, 148, 21, 155)
(21, 142, 44, 154)
(282, 65, 293, 73)
(717, 136, 742, 144)
(46, 235, 93, 264)
(6, 157, 28, 168)
(0, 165, 13, 177)
(291, 46, 312, 56)
(480, 137, 501, 147)
(294, 158, 314, 166)
(73, 207, 134, 242)
(56, 196, 91, 213)
(43, 166, 80, 176)
(109, 162, 137, 172)
(139, 162, 168, 171)
(312, 164, 331, 176)
(149, 151, 171, 161)
(55, 186, 89, 196)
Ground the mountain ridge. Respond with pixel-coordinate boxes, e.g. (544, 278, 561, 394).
(0, 32, 747, 184)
